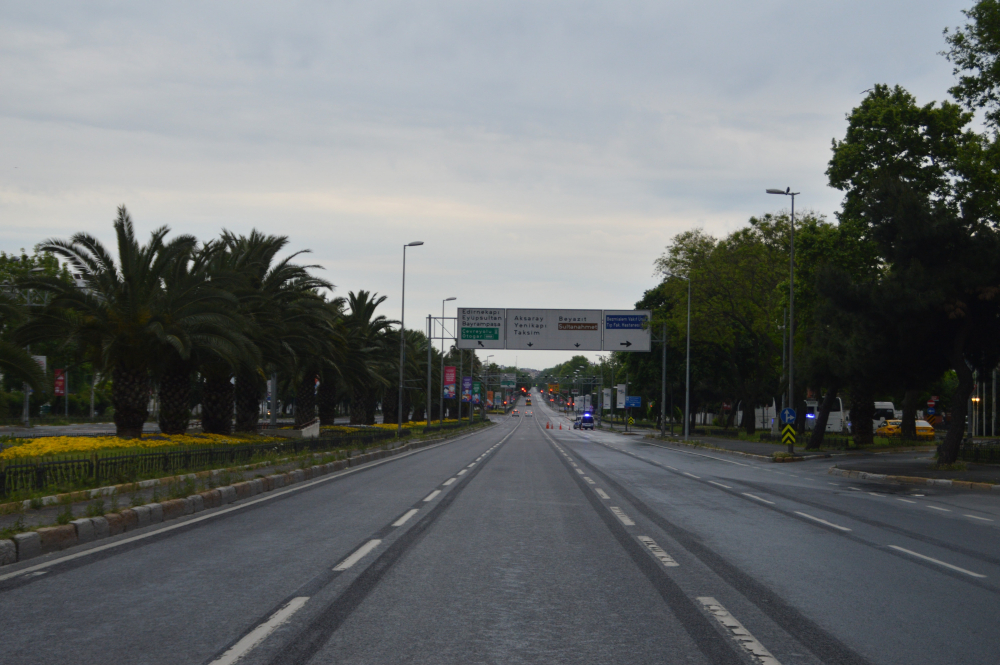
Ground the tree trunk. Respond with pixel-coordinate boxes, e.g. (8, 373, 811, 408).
(850, 381, 875, 448)
(202, 373, 234, 435)
(158, 359, 192, 435)
(295, 373, 316, 429)
(382, 387, 399, 424)
(364, 389, 378, 424)
(112, 365, 149, 438)
(940, 331, 974, 464)
(901, 389, 919, 440)
(235, 370, 263, 434)
(743, 400, 756, 435)
(350, 385, 367, 425)
(794, 395, 808, 436)
(318, 379, 337, 426)
(808, 386, 839, 450)
(401, 388, 412, 423)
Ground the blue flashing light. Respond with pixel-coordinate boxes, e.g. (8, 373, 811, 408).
(805, 414, 815, 419)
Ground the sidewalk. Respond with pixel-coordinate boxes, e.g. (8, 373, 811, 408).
(834, 452, 1000, 485)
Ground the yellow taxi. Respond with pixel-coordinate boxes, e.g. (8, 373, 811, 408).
(876, 419, 936, 440)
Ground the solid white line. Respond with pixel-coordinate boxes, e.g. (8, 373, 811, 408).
(595, 488, 610, 499)
(610, 506, 635, 526)
(897, 498, 916, 504)
(742, 493, 775, 505)
(333, 539, 382, 571)
(423, 490, 441, 502)
(888, 545, 987, 578)
(392, 509, 419, 527)
(698, 597, 782, 665)
(638, 535, 678, 567)
(708, 481, 732, 489)
(794, 511, 852, 532)
(965, 514, 994, 522)
(666, 466, 677, 471)
(927, 506, 951, 512)
(442, 478, 456, 486)
(457, 469, 467, 476)
(683, 472, 700, 479)
(209, 597, 310, 665)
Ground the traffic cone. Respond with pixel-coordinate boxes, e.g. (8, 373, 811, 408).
(559, 424, 562, 430)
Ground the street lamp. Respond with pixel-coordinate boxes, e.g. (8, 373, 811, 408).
(398, 241, 424, 436)
(440, 297, 456, 425)
(666, 273, 692, 440)
(767, 187, 799, 454)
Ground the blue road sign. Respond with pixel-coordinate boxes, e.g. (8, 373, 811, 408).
(926, 407, 936, 415)
(625, 396, 642, 408)
(780, 408, 796, 425)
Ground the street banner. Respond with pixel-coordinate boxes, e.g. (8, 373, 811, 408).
(443, 366, 457, 399)
(32, 355, 47, 372)
(54, 369, 66, 396)
(602, 310, 652, 351)
(487, 390, 494, 406)
(461, 376, 473, 403)
(603, 388, 612, 409)
(473, 381, 481, 398)
(616, 384, 626, 408)
(505, 309, 602, 350)
(457, 308, 505, 349)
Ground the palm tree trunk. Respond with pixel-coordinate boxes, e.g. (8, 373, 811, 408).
(350, 385, 367, 425)
(382, 387, 399, 424)
(364, 388, 378, 424)
(113, 365, 149, 438)
(401, 388, 412, 423)
(295, 373, 316, 429)
(235, 370, 262, 433)
(158, 359, 192, 435)
(202, 373, 234, 434)
(318, 378, 337, 426)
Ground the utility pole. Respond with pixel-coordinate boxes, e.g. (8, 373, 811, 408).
(660, 322, 667, 438)
(426, 315, 432, 428)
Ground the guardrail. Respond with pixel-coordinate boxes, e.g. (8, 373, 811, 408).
(958, 440, 1000, 464)
(0, 429, 407, 498)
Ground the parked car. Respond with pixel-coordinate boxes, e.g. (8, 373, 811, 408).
(580, 413, 595, 430)
(876, 419, 935, 440)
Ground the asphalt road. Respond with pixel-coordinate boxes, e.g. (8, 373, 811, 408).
(1, 390, 998, 664)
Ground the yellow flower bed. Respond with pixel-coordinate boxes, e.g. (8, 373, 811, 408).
(0, 433, 280, 460)
(320, 425, 364, 435)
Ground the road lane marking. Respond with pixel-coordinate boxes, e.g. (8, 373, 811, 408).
(869, 493, 884, 497)
(334, 539, 382, 571)
(888, 545, 987, 578)
(965, 514, 994, 522)
(442, 478, 456, 486)
(698, 597, 781, 665)
(637, 535, 678, 567)
(467, 463, 476, 468)
(794, 511, 852, 532)
(709, 481, 732, 489)
(209, 597, 310, 665)
(423, 490, 441, 502)
(457, 469, 467, 476)
(575, 469, 585, 474)
(847, 487, 861, 492)
(665, 466, 677, 470)
(927, 506, 951, 512)
(742, 493, 775, 505)
(583, 476, 596, 484)
(392, 509, 419, 527)
(683, 472, 700, 479)
(610, 506, 635, 526)
(897, 498, 916, 504)
(595, 488, 610, 499)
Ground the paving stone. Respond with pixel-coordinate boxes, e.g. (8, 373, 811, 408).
(13, 532, 40, 561)
(37, 525, 77, 553)
(160, 499, 188, 521)
(233, 482, 251, 500)
(200, 489, 221, 508)
(104, 513, 124, 536)
(187, 495, 205, 513)
(219, 486, 237, 504)
(71, 519, 95, 544)
(0, 538, 16, 565)
(148, 503, 163, 524)
(90, 516, 110, 539)
(132, 506, 151, 529)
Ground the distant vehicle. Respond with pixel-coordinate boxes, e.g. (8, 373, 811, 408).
(580, 413, 595, 430)
(873, 402, 898, 431)
(526, 411, 533, 417)
(512, 409, 520, 417)
(572, 417, 582, 430)
(804, 397, 846, 433)
(876, 419, 936, 440)
(526, 398, 532, 406)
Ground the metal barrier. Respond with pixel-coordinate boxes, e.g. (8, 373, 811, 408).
(0, 429, 407, 498)
(958, 440, 1000, 464)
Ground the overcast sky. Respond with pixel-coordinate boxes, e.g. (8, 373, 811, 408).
(0, 1, 972, 369)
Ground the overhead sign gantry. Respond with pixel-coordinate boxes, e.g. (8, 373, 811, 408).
(455, 308, 651, 351)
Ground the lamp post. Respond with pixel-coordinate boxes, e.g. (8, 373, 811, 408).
(767, 187, 799, 453)
(666, 273, 692, 440)
(440, 297, 456, 424)
(398, 241, 424, 436)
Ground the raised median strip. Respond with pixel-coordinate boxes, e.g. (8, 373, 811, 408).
(0, 425, 493, 567)
(827, 466, 1000, 491)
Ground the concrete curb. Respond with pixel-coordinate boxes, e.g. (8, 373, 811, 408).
(639, 435, 831, 463)
(0, 425, 492, 566)
(828, 466, 1000, 491)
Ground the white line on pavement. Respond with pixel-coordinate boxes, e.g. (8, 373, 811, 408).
(392, 509, 419, 527)
(442, 478, 456, 486)
(423, 490, 441, 502)
(595, 488, 610, 500)
(927, 506, 951, 512)
(666, 466, 677, 470)
(583, 476, 596, 484)
(794, 511, 852, 532)
(965, 514, 994, 522)
(709, 481, 732, 489)
(575, 469, 585, 474)
(209, 597, 310, 665)
(457, 469, 467, 476)
(888, 545, 987, 578)
(698, 597, 782, 665)
(848, 487, 861, 492)
(742, 493, 775, 505)
(467, 463, 476, 468)
(683, 472, 700, 479)
(638, 535, 678, 567)
(334, 539, 382, 571)
(610, 506, 635, 526)
(897, 498, 917, 504)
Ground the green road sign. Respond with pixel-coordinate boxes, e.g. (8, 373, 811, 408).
(461, 327, 500, 340)
(781, 424, 796, 447)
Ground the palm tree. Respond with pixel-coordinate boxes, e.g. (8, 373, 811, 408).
(17, 206, 202, 437)
(0, 293, 45, 392)
(342, 291, 395, 425)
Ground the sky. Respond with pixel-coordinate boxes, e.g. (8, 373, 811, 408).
(0, 1, 974, 369)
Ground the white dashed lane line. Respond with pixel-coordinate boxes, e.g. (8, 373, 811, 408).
(897, 498, 916, 504)
(610, 506, 635, 526)
(888, 545, 987, 578)
(742, 493, 775, 505)
(575, 469, 585, 475)
(794, 511, 852, 532)
(698, 597, 782, 665)
(927, 506, 951, 512)
(583, 476, 596, 484)
(442, 478, 456, 486)
(457, 469, 467, 476)
(333, 539, 382, 571)
(965, 514, 994, 522)
(595, 488, 610, 500)
(423, 490, 441, 502)
(392, 509, 419, 527)
(209, 597, 310, 665)
(637, 535, 678, 567)
(708, 481, 732, 489)
(683, 472, 700, 479)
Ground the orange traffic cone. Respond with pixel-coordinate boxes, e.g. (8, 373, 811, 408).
(559, 424, 562, 430)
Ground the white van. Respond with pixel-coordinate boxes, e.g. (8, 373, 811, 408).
(873, 402, 897, 431)
(804, 397, 846, 433)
